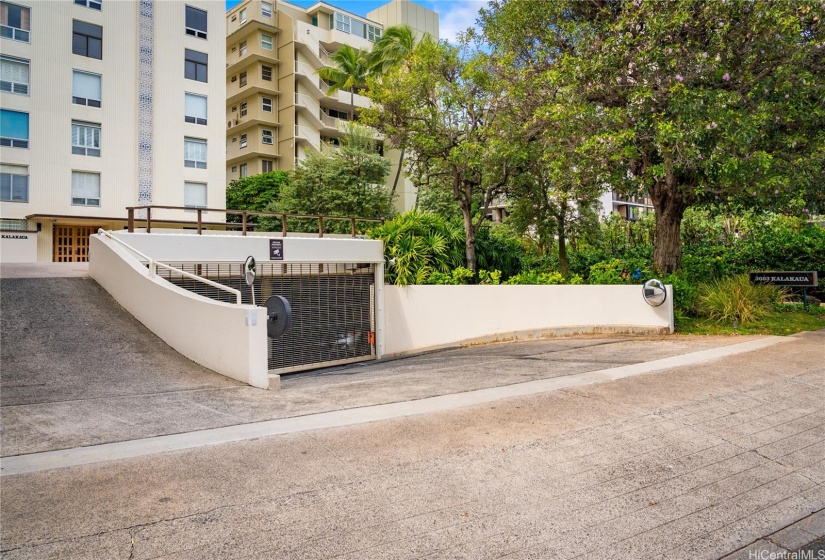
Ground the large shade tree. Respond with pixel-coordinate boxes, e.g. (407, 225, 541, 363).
(362, 40, 514, 273)
(481, 0, 825, 273)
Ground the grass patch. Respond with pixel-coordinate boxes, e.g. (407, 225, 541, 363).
(676, 303, 825, 336)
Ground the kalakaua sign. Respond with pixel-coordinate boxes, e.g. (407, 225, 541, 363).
(749, 271, 818, 287)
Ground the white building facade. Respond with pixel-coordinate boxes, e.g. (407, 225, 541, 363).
(0, 0, 226, 262)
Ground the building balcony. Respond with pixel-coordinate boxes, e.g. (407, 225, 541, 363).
(226, 41, 280, 77)
(295, 60, 331, 97)
(294, 124, 320, 152)
(227, 72, 280, 105)
(227, 101, 279, 135)
(226, 1, 279, 42)
(227, 125, 280, 164)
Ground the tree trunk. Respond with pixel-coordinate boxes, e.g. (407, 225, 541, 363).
(557, 214, 568, 277)
(651, 186, 688, 274)
(462, 206, 476, 274)
(390, 147, 405, 199)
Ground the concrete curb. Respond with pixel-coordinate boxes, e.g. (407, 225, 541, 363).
(0, 336, 792, 476)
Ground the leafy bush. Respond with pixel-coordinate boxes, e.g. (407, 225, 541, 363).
(478, 269, 502, 285)
(428, 267, 473, 285)
(475, 225, 527, 281)
(504, 271, 582, 285)
(694, 274, 787, 324)
(660, 273, 699, 317)
(588, 259, 626, 285)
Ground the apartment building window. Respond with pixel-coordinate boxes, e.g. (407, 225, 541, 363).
(185, 5, 207, 39)
(240, 102, 247, 116)
(231, 165, 237, 172)
(239, 71, 247, 87)
(71, 121, 101, 157)
(327, 108, 349, 121)
(75, 0, 102, 11)
(72, 70, 102, 107)
(0, 164, 28, 202)
(0, 2, 30, 43)
(261, 2, 272, 17)
(262, 160, 273, 172)
(239, 134, 247, 148)
(368, 25, 381, 42)
(185, 49, 207, 82)
(0, 109, 28, 148)
(239, 40, 247, 56)
(184, 92, 207, 125)
(333, 13, 350, 33)
(262, 129, 273, 145)
(262, 97, 272, 113)
(261, 34, 272, 50)
(71, 171, 100, 206)
(184, 181, 207, 208)
(184, 137, 207, 169)
(73, 20, 102, 59)
(261, 65, 272, 81)
(239, 8, 246, 24)
(0, 55, 28, 95)
(239, 163, 247, 178)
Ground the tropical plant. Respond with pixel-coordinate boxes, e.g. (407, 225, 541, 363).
(317, 45, 370, 120)
(225, 171, 289, 224)
(368, 211, 464, 285)
(695, 274, 786, 324)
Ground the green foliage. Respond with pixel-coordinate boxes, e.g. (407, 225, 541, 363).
(225, 172, 289, 224)
(504, 271, 582, 285)
(265, 124, 393, 233)
(369, 211, 464, 285)
(317, 45, 369, 119)
(428, 267, 473, 285)
(588, 260, 627, 285)
(474, 225, 526, 282)
(660, 273, 700, 319)
(694, 275, 786, 325)
(478, 269, 501, 285)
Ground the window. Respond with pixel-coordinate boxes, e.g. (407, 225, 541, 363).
(71, 171, 100, 206)
(185, 93, 207, 125)
(368, 25, 381, 42)
(239, 133, 247, 148)
(262, 129, 273, 145)
(72, 20, 102, 59)
(72, 70, 102, 107)
(1, 2, 30, 42)
(239, 40, 247, 56)
(0, 164, 28, 202)
(0, 109, 28, 148)
(184, 137, 207, 169)
(327, 108, 349, 121)
(262, 97, 272, 113)
(261, 65, 272, 81)
(239, 8, 246, 24)
(262, 160, 273, 172)
(334, 13, 350, 33)
(351, 19, 365, 39)
(185, 5, 207, 39)
(239, 71, 247, 87)
(184, 181, 207, 208)
(0, 55, 29, 94)
(72, 121, 101, 157)
(231, 165, 237, 172)
(184, 49, 207, 82)
(75, 0, 102, 11)
(261, 33, 272, 50)
(261, 2, 272, 17)
(240, 102, 247, 117)
(239, 163, 247, 178)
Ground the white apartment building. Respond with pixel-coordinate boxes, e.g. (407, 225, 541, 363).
(225, 0, 438, 213)
(0, 0, 226, 263)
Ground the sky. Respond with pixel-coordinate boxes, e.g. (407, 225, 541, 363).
(225, 0, 487, 43)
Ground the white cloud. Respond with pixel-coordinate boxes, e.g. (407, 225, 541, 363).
(424, 0, 487, 43)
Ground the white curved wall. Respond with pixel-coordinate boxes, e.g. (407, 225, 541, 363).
(88, 234, 269, 388)
(383, 284, 674, 357)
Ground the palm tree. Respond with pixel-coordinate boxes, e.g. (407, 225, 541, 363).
(366, 25, 434, 199)
(316, 45, 370, 121)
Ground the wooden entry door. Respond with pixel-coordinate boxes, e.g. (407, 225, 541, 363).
(53, 225, 98, 262)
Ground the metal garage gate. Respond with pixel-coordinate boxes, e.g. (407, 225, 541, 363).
(156, 262, 376, 374)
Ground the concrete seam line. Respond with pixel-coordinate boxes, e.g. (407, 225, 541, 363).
(0, 336, 791, 476)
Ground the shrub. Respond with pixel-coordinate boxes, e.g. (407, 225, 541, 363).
(428, 267, 473, 285)
(588, 259, 626, 285)
(478, 269, 502, 285)
(694, 274, 786, 324)
(660, 273, 699, 317)
(503, 271, 583, 285)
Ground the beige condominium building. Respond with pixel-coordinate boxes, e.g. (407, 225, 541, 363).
(0, 0, 226, 263)
(225, 0, 438, 213)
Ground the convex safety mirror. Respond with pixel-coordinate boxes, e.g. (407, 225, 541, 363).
(642, 279, 667, 307)
(244, 256, 256, 286)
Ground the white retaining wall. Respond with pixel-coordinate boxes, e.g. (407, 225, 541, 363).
(383, 284, 674, 356)
(88, 235, 270, 388)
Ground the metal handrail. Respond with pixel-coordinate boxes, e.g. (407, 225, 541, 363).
(97, 229, 243, 305)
